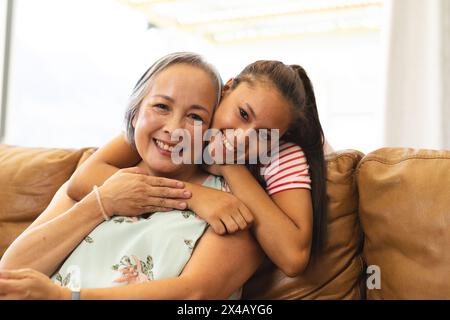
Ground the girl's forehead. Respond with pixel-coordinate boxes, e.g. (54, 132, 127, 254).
(233, 81, 289, 108)
(229, 82, 292, 128)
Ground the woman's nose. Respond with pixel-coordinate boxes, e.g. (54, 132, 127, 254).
(162, 115, 182, 135)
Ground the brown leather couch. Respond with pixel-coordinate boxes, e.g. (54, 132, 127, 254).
(0, 144, 449, 299)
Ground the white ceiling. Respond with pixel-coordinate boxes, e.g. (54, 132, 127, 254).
(119, 0, 383, 43)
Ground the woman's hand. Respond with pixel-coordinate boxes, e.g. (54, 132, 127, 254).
(188, 185, 254, 235)
(99, 167, 192, 217)
(0, 269, 69, 300)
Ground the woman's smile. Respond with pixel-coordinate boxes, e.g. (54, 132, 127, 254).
(153, 138, 177, 156)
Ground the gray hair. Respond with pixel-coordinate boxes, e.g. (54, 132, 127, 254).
(124, 52, 223, 149)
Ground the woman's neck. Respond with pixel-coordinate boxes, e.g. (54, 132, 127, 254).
(136, 162, 208, 185)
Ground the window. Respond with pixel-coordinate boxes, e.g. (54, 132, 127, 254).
(0, 0, 13, 142)
(3, 0, 385, 153)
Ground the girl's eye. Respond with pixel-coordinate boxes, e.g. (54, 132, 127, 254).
(189, 114, 204, 122)
(239, 107, 249, 121)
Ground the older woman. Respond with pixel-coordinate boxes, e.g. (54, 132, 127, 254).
(0, 52, 262, 300)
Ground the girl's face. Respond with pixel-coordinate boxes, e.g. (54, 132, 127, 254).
(211, 80, 292, 160)
(133, 63, 217, 177)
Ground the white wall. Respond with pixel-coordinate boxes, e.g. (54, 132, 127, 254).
(383, 0, 449, 150)
(3, 0, 384, 153)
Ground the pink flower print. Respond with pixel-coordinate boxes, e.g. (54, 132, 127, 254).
(130, 256, 150, 284)
(113, 266, 135, 284)
(112, 255, 153, 284)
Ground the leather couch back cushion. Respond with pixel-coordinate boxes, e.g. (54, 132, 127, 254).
(357, 148, 450, 299)
(0, 145, 87, 258)
(243, 150, 366, 299)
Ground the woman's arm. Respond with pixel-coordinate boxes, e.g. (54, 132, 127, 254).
(0, 182, 105, 276)
(67, 132, 141, 201)
(77, 228, 262, 299)
(0, 168, 188, 275)
(0, 228, 262, 300)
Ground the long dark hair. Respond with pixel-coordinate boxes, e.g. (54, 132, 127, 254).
(231, 61, 327, 262)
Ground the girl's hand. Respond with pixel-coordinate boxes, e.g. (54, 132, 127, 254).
(99, 167, 192, 217)
(0, 269, 69, 300)
(189, 186, 254, 235)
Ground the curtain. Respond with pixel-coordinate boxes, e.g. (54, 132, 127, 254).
(383, 0, 450, 150)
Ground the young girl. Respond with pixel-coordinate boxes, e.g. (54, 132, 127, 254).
(0, 52, 261, 299)
(68, 60, 331, 277)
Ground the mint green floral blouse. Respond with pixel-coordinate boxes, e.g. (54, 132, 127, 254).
(51, 175, 241, 299)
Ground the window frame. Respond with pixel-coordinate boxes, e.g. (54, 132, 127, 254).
(0, 0, 13, 143)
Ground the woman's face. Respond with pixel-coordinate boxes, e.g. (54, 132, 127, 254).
(210, 80, 292, 161)
(133, 63, 217, 176)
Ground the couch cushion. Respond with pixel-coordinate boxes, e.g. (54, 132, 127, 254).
(356, 148, 450, 299)
(0, 144, 89, 258)
(243, 150, 366, 299)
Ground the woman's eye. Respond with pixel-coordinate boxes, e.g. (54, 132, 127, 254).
(239, 107, 249, 121)
(189, 114, 204, 122)
(154, 104, 168, 110)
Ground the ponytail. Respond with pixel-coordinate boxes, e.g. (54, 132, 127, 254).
(289, 65, 327, 263)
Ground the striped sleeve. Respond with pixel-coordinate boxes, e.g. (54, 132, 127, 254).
(261, 141, 311, 196)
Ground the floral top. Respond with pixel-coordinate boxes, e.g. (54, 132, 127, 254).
(51, 175, 241, 299)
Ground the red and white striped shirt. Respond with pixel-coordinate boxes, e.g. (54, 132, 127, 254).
(260, 141, 311, 196)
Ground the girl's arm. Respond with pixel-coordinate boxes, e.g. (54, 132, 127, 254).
(184, 165, 312, 277)
(183, 182, 254, 235)
(220, 165, 312, 277)
(67, 132, 141, 201)
(67, 133, 311, 276)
